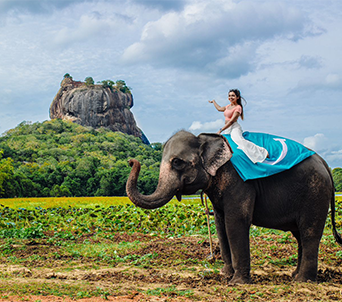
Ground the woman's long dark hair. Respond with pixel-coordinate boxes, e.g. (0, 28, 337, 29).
(229, 89, 245, 120)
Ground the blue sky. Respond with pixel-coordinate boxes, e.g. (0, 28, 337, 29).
(0, 0, 341, 168)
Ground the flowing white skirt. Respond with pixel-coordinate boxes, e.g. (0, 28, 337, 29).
(223, 122, 268, 164)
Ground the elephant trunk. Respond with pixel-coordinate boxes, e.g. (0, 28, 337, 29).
(126, 159, 180, 209)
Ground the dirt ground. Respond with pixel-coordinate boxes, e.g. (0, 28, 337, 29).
(0, 233, 342, 301)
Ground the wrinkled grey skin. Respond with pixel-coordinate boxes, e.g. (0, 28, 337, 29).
(126, 130, 342, 284)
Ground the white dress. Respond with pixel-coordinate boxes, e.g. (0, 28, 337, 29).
(223, 122, 268, 164)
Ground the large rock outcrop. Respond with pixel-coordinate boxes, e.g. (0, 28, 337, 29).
(50, 78, 149, 144)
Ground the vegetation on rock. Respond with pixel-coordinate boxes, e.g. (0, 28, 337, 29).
(98, 79, 131, 93)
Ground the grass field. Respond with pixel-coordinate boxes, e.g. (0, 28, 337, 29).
(0, 195, 341, 301)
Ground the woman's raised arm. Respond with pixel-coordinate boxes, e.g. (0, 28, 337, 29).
(208, 100, 226, 112)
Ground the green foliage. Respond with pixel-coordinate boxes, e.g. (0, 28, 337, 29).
(145, 286, 193, 298)
(98, 80, 115, 90)
(151, 142, 162, 151)
(1, 195, 338, 240)
(84, 77, 94, 86)
(70, 76, 132, 94)
(96, 79, 132, 93)
(0, 201, 210, 238)
(63, 73, 72, 79)
(0, 151, 15, 198)
(333, 168, 342, 192)
(115, 80, 131, 94)
(0, 119, 161, 197)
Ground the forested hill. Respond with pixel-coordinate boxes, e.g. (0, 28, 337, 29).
(0, 119, 162, 198)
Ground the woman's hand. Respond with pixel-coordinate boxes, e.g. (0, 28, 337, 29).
(208, 100, 214, 104)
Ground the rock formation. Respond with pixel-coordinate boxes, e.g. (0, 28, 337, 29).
(50, 77, 149, 144)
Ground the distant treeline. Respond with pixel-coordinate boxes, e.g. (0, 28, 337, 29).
(0, 120, 162, 198)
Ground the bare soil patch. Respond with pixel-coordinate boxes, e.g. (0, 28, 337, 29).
(0, 233, 342, 301)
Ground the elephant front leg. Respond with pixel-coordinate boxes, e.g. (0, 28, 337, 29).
(226, 222, 252, 284)
(213, 210, 234, 279)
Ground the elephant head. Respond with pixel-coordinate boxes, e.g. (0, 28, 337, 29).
(126, 131, 233, 209)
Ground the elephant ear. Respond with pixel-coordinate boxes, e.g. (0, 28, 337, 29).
(198, 133, 233, 176)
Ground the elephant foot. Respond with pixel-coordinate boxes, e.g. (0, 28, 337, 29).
(294, 275, 317, 282)
(294, 272, 317, 282)
(291, 268, 299, 279)
(228, 274, 251, 285)
(220, 264, 234, 279)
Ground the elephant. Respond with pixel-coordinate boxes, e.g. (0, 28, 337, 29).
(126, 130, 342, 284)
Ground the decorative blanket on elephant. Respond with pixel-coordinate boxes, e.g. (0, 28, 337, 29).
(223, 132, 315, 181)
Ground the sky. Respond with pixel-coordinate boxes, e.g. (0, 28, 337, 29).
(0, 0, 341, 168)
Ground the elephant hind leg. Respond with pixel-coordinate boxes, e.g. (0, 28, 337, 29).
(293, 228, 324, 282)
(291, 230, 302, 279)
(294, 239, 320, 282)
(294, 208, 327, 282)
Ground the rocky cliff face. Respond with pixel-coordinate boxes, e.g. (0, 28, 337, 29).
(50, 78, 149, 144)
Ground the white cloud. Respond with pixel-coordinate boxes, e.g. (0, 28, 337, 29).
(189, 119, 223, 132)
(325, 73, 341, 86)
(327, 150, 342, 164)
(121, 0, 311, 78)
(303, 133, 328, 152)
(53, 13, 113, 47)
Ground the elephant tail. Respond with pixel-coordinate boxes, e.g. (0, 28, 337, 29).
(331, 188, 342, 246)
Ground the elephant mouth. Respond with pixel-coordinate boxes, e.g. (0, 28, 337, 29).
(174, 181, 205, 202)
(175, 190, 182, 201)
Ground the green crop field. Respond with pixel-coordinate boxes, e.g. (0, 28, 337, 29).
(0, 196, 213, 239)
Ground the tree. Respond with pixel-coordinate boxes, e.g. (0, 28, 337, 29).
(98, 80, 114, 90)
(0, 151, 15, 197)
(151, 142, 162, 151)
(50, 184, 71, 197)
(84, 77, 95, 86)
(115, 80, 131, 93)
(63, 73, 72, 79)
(0, 119, 161, 197)
(332, 168, 342, 192)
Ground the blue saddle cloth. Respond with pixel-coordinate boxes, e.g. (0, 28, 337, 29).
(223, 132, 315, 181)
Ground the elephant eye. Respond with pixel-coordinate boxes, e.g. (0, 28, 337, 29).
(172, 158, 186, 170)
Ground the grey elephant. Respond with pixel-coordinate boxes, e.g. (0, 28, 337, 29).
(126, 130, 342, 284)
